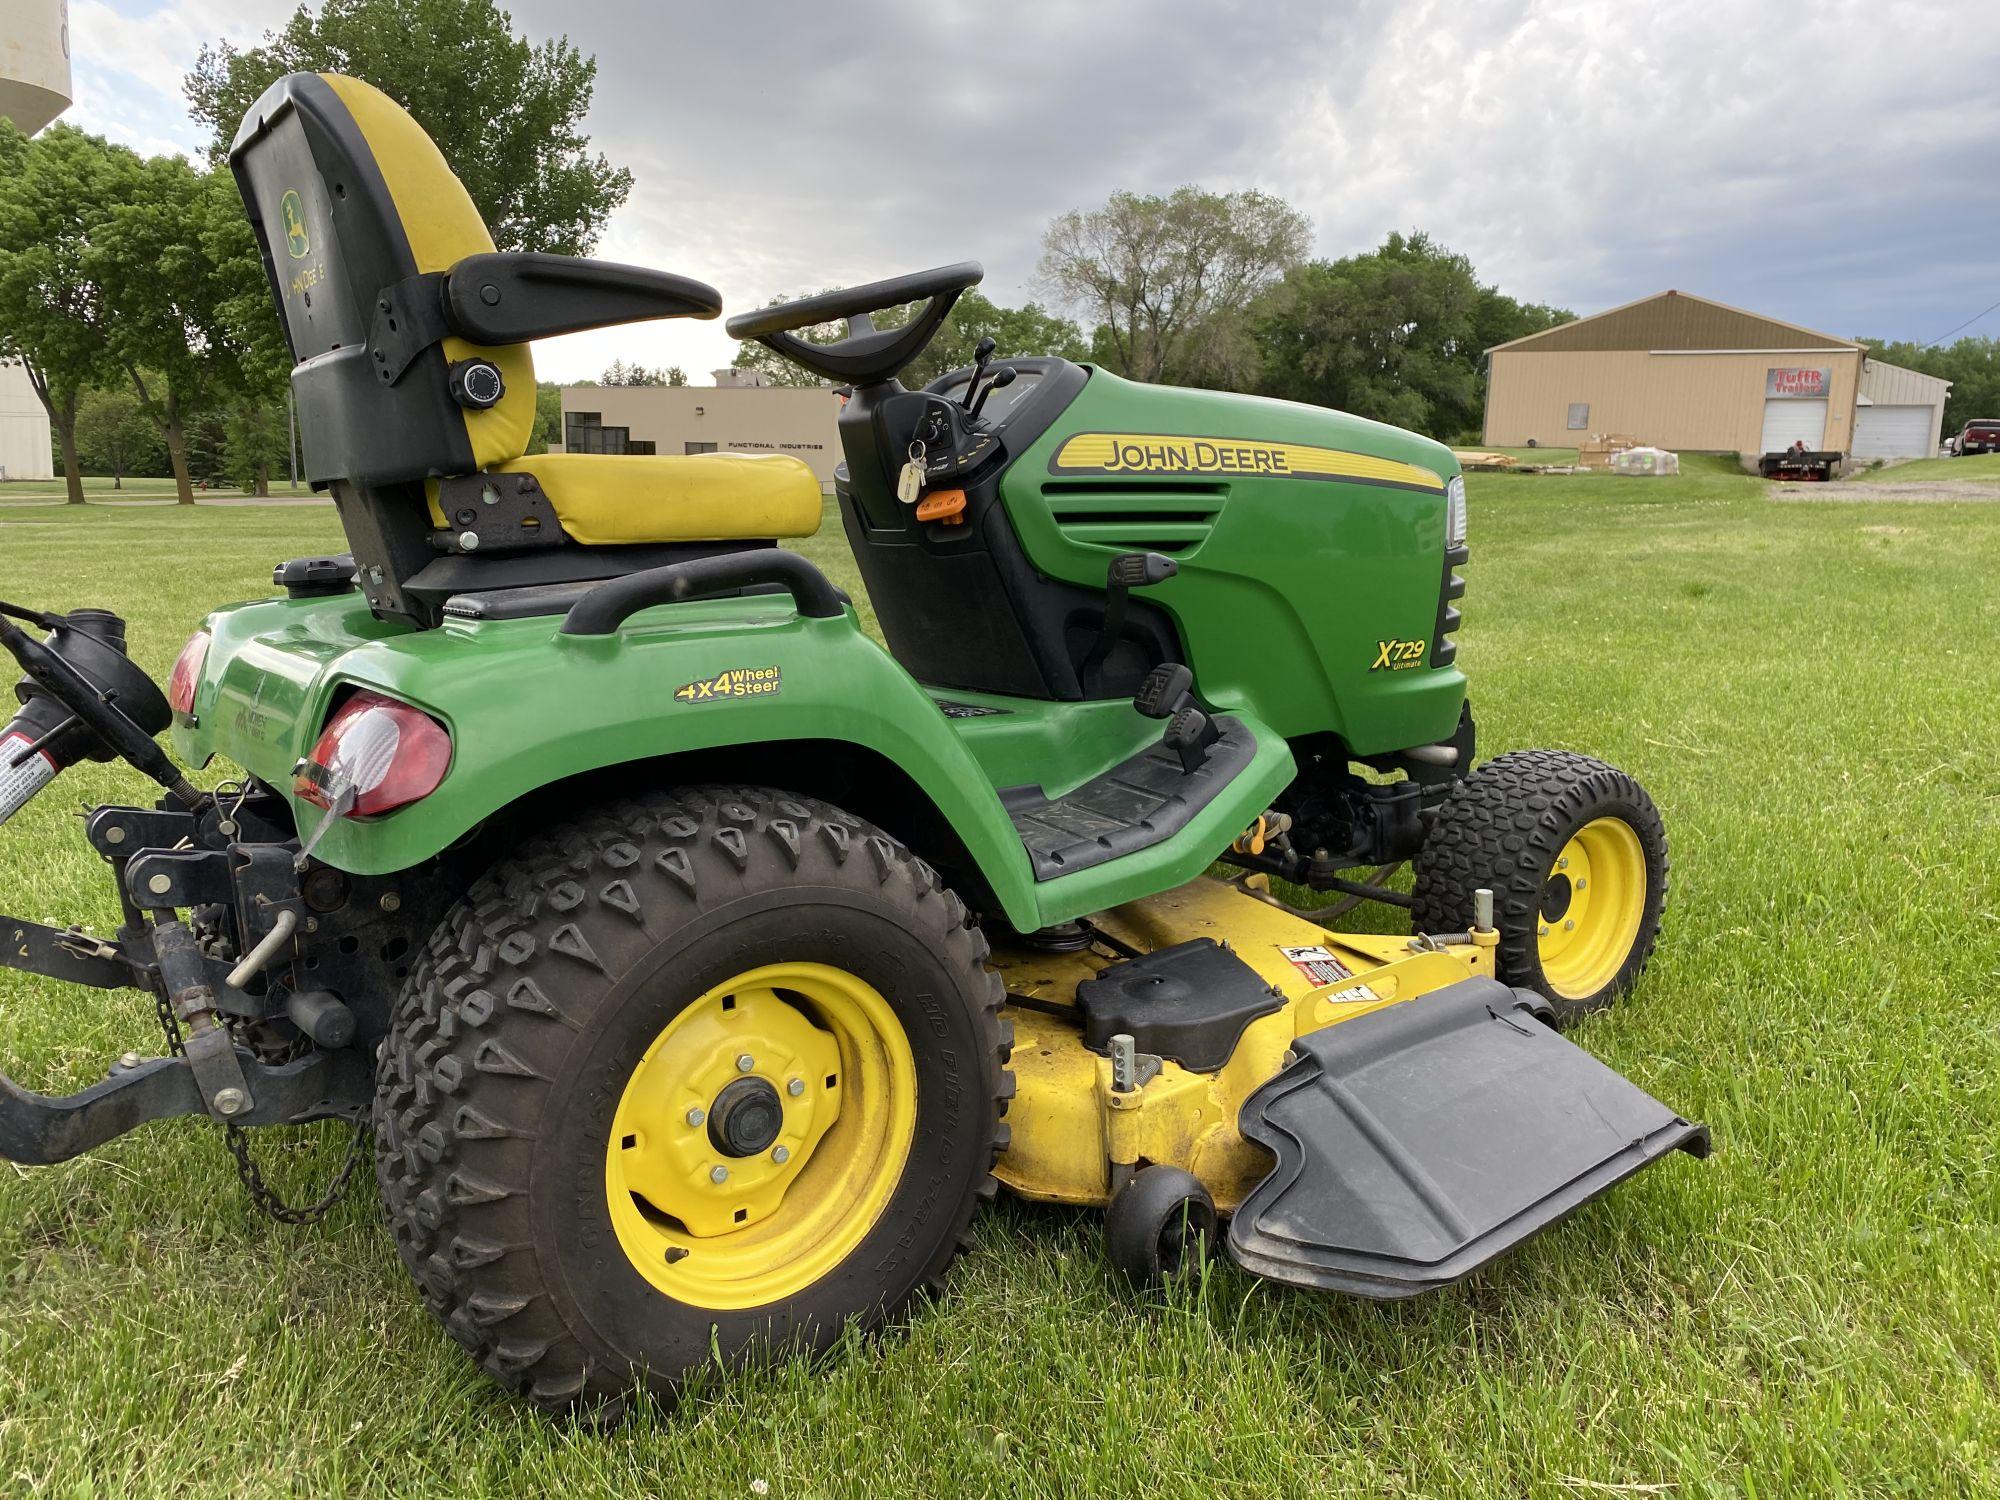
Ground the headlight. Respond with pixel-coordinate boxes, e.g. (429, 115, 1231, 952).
(1445, 476, 1467, 548)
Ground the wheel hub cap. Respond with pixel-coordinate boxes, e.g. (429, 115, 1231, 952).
(707, 1076, 784, 1157)
(604, 962, 918, 1309)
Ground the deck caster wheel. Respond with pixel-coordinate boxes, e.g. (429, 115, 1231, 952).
(1106, 1165, 1217, 1292)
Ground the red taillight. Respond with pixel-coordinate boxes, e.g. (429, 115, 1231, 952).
(295, 690, 452, 817)
(167, 630, 210, 718)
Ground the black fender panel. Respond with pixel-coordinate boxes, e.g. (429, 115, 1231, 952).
(1228, 977, 1708, 1298)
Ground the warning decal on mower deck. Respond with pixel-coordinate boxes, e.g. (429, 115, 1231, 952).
(1280, 946, 1383, 1004)
(672, 666, 782, 703)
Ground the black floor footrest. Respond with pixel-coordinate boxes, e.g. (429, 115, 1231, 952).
(1008, 716, 1255, 880)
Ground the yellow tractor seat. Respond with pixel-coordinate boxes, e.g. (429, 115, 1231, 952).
(471, 452, 823, 546)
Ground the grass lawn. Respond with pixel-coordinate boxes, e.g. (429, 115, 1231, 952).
(0, 463, 1996, 1497)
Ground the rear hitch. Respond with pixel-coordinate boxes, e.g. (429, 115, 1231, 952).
(0, 1046, 370, 1166)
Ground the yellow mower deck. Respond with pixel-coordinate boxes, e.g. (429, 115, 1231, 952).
(991, 875, 1496, 1213)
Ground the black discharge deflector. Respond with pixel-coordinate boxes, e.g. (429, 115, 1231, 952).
(1075, 938, 1283, 1073)
(1228, 977, 1708, 1297)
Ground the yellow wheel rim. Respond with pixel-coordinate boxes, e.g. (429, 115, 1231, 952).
(1536, 817, 1648, 1000)
(605, 962, 917, 1310)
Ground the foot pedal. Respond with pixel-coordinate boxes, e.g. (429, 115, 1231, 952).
(1133, 662, 1192, 720)
(1228, 977, 1708, 1298)
(1163, 704, 1221, 772)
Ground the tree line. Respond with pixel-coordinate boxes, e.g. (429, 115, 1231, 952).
(731, 188, 1575, 444)
(0, 0, 627, 502)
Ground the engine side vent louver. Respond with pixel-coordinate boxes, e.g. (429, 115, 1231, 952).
(1044, 479, 1226, 554)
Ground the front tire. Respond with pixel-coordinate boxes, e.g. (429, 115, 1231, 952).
(373, 786, 1011, 1413)
(1412, 750, 1668, 1024)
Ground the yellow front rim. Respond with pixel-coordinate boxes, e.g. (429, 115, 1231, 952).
(1536, 817, 1648, 1000)
(605, 962, 917, 1310)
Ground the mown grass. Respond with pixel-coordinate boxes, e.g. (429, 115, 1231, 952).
(1, 464, 1996, 1497)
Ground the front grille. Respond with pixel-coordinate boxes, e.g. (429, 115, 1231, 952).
(1431, 543, 1467, 667)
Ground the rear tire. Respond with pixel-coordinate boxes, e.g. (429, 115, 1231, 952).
(1412, 750, 1667, 1025)
(373, 786, 1012, 1414)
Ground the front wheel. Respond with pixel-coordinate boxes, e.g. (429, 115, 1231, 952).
(373, 787, 1011, 1414)
(1412, 750, 1668, 1024)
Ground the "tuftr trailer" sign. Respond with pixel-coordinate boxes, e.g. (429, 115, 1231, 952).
(1766, 366, 1830, 399)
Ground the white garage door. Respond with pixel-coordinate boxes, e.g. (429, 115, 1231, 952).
(1760, 399, 1828, 452)
(1852, 403, 1934, 458)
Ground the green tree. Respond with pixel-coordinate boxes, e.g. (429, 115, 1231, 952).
(1038, 186, 1312, 385)
(601, 360, 686, 386)
(1250, 230, 1571, 441)
(729, 289, 1089, 389)
(74, 385, 167, 487)
(529, 380, 564, 454)
(898, 291, 1089, 388)
(220, 400, 292, 495)
(186, 0, 632, 256)
(0, 124, 125, 504)
(93, 152, 243, 504)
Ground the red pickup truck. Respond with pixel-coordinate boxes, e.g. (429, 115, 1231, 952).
(1948, 420, 2000, 456)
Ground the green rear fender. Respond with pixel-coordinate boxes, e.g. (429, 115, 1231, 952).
(173, 592, 1044, 927)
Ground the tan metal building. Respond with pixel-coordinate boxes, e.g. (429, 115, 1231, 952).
(1483, 290, 1948, 460)
(0, 360, 55, 483)
(558, 371, 843, 486)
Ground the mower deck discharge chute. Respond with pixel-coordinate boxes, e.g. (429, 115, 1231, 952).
(0, 72, 1705, 1413)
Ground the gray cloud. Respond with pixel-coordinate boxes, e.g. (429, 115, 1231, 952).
(67, 0, 2000, 378)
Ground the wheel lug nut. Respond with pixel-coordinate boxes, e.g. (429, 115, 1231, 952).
(1538, 924, 1550, 936)
(710, 1165, 729, 1184)
(685, 1106, 706, 1126)
(1564, 918, 1576, 931)
(736, 1053, 755, 1073)
(787, 1078, 805, 1097)
(772, 1145, 791, 1164)
(1575, 878, 1587, 890)
(1557, 856, 1569, 870)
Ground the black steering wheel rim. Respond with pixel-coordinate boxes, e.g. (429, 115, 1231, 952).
(724, 261, 983, 340)
(724, 262, 983, 386)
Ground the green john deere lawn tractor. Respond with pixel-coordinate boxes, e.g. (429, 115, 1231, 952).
(0, 74, 1706, 1413)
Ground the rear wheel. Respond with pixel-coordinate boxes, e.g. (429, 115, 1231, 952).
(373, 786, 1011, 1413)
(1412, 749, 1667, 1024)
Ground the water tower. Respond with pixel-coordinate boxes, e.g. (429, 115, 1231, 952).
(0, 0, 73, 135)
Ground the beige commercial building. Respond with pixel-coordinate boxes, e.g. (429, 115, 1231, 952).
(0, 361, 55, 482)
(1484, 290, 1949, 460)
(558, 371, 844, 486)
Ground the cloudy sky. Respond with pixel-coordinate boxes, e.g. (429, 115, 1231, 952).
(62, 0, 2000, 384)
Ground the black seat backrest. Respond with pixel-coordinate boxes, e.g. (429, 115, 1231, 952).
(229, 72, 535, 490)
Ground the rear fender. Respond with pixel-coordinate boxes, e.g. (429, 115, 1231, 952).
(173, 591, 1043, 927)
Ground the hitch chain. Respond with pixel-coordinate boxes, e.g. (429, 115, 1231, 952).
(148, 962, 368, 1226)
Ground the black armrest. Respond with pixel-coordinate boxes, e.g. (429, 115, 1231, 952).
(443, 253, 723, 344)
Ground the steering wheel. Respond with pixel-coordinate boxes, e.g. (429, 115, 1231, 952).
(724, 262, 983, 386)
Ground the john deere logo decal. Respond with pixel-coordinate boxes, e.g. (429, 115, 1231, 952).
(1051, 433, 1445, 495)
(280, 190, 310, 259)
(674, 666, 782, 703)
(1371, 638, 1426, 671)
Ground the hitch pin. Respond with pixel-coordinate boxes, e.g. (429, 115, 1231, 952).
(226, 908, 299, 990)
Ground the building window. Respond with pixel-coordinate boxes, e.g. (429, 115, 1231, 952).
(1566, 403, 1589, 430)
(565, 412, 638, 454)
(684, 441, 717, 455)
(626, 440, 656, 456)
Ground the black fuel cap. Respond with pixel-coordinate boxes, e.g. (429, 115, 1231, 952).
(447, 358, 506, 410)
